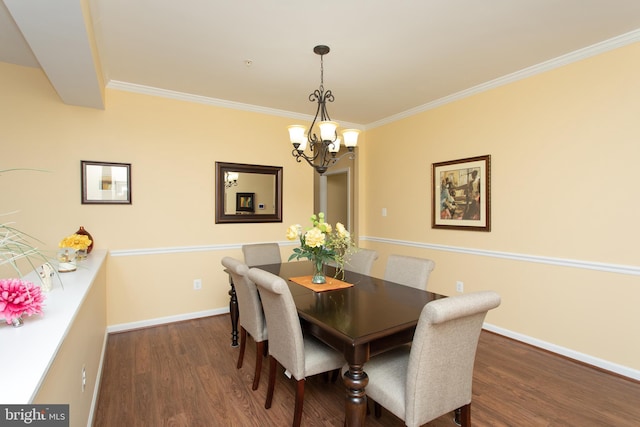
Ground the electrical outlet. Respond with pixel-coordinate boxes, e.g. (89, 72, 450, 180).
(456, 281, 464, 293)
(81, 365, 86, 392)
(193, 279, 202, 290)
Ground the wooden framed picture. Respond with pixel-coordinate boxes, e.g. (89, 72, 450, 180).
(81, 160, 131, 204)
(432, 155, 491, 231)
(236, 192, 255, 213)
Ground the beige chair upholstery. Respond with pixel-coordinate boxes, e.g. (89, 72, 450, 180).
(344, 248, 379, 275)
(384, 254, 435, 290)
(248, 267, 345, 427)
(242, 243, 281, 267)
(221, 257, 268, 391)
(362, 291, 501, 427)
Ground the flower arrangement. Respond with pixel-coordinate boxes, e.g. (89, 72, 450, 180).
(286, 212, 356, 283)
(59, 234, 92, 251)
(1, 170, 51, 323)
(1, 218, 49, 278)
(0, 278, 45, 325)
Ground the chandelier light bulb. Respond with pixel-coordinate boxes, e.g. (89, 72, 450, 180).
(329, 137, 341, 153)
(341, 129, 360, 148)
(288, 125, 306, 147)
(319, 121, 338, 142)
(297, 136, 308, 151)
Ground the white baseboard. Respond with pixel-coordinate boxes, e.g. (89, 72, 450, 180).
(106, 307, 229, 334)
(483, 323, 639, 381)
(87, 332, 109, 427)
(104, 307, 638, 382)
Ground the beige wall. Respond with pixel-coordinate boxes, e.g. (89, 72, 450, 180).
(2, 41, 639, 377)
(359, 42, 640, 371)
(1, 61, 314, 326)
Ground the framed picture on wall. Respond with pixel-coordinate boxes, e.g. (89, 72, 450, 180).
(432, 155, 491, 231)
(236, 192, 255, 213)
(81, 160, 132, 204)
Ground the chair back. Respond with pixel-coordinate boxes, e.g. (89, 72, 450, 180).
(384, 254, 435, 290)
(248, 267, 305, 380)
(242, 243, 282, 267)
(405, 291, 501, 426)
(221, 257, 267, 342)
(344, 248, 379, 275)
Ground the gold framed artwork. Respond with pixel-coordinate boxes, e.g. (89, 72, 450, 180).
(432, 155, 491, 231)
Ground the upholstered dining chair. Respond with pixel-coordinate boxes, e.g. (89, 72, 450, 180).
(384, 254, 435, 290)
(221, 256, 268, 391)
(360, 291, 501, 427)
(343, 248, 379, 275)
(242, 242, 281, 267)
(247, 267, 345, 427)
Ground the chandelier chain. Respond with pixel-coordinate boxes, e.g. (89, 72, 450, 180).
(319, 53, 324, 92)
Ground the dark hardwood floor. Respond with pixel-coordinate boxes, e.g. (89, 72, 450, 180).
(93, 315, 640, 426)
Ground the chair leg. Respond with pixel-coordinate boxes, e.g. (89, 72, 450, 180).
(459, 403, 471, 427)
(292, 379, 305, 427)
(237, 327, 247, 369)
(252, 341, 265, 390)
(454, 404, 471, 427)
(265, 356, 277, 409)
(374, 401, 382, 418)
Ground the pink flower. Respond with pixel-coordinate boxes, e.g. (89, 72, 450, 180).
(0, 278, 45, 324)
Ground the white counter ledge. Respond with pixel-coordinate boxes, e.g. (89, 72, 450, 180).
(0, 249, 107, 404)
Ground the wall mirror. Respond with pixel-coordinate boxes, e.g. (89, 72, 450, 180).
(215, 162, 283, 223)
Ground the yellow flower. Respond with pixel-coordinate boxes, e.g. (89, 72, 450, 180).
(304, 227, 325, 248)
(319, 222, 332, 233)
(335, 222, 349, 238)
(59, 234, 92, 250)
(286, 224, 301, 240)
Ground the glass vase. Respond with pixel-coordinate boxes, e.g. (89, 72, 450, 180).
(311, 257, 326, 284)
(11, 315, 24, 327)
(57, 248, 77, 272)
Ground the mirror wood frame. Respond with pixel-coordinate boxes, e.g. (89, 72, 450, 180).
(215, 162, 283, 224)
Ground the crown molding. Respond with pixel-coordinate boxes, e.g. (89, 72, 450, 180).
(365, 29, 640, 130)
(107, 29, 640, 131)
(105, 80, 363, 130)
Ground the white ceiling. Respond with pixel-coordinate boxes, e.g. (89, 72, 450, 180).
(2, 0, 640, 127)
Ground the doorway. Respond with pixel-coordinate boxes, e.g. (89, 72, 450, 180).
(319, 168, 351, 230)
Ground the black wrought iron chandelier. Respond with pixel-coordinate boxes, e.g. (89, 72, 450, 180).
(288, 45, 360, 175)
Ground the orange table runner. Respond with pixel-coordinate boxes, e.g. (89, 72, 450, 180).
(289, 276, 354, 293)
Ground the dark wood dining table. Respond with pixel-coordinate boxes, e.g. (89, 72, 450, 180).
(227, 260, 445, 427)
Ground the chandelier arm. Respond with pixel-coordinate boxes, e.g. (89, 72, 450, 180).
(292, 145, 322, 164)
(329, 149, 356, 164)
(292, 147, 328, 172)
(308, 89, 324, 145)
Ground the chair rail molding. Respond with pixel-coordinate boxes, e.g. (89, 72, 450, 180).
(360, 236, 640, 277)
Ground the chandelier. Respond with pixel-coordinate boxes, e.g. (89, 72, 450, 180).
(288, 45, 360, 175)
(224, 171, 238, 188)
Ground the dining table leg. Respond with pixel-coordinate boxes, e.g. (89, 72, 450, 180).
(343, 363, 368, 427)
